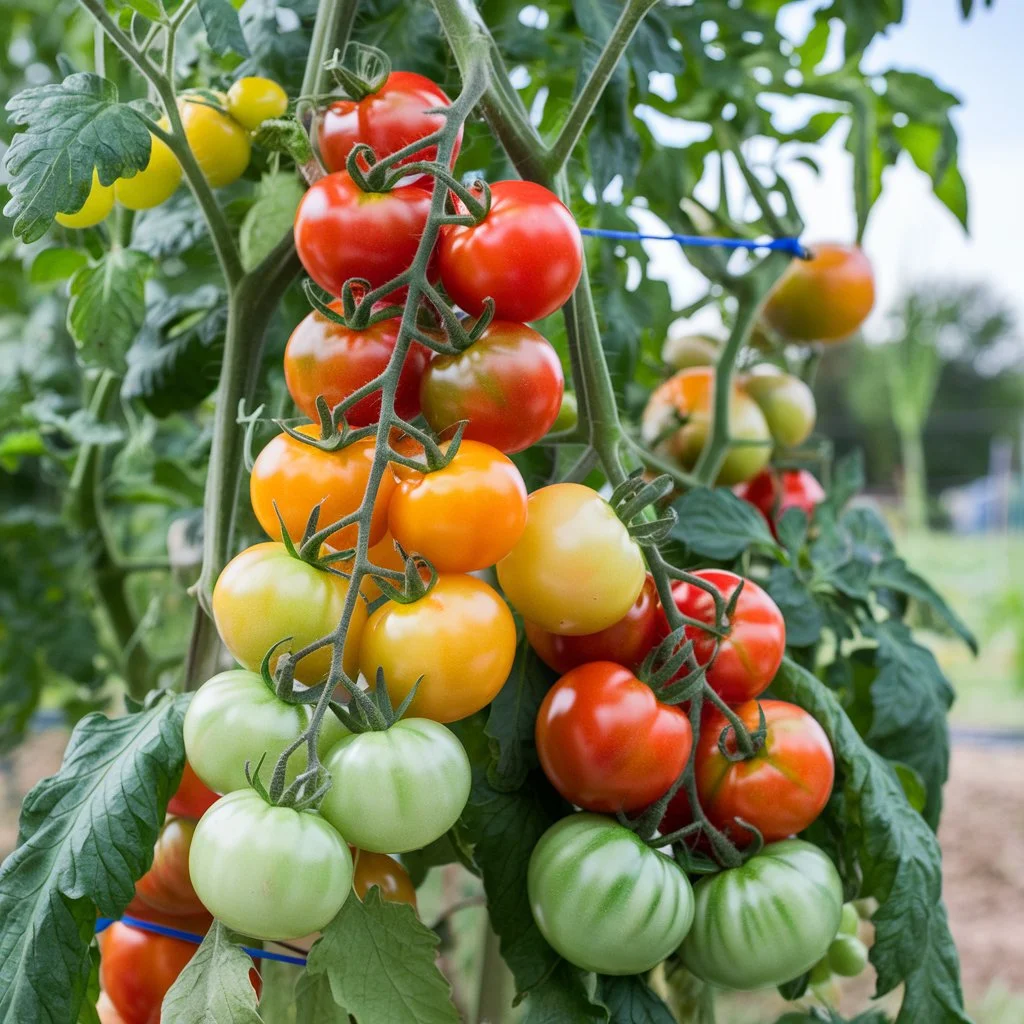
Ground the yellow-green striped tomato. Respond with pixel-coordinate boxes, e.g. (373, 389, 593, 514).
(527, 813, 695, 976)
(319, 719, 471, 853)
(680, 839, 843, 990)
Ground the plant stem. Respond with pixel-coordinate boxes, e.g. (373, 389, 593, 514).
(475, 922, 511, 1024)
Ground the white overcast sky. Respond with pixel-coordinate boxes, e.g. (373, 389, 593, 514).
(637, 0, 1023, 343)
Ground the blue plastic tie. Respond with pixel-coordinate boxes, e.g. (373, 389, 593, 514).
(578, 227, 808, 258)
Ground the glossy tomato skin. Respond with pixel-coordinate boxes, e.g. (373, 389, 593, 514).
(212, 542, 367, 685)
(180, 98, 251, 188)
(114, 125, 181, 210)
(320, 718, 471, 853)
(134, 817, 205, 917)
(525, 574, 661, 675)
(661, 569, 785, 703)
(419, 321, 564, 454)
(56, 170, 113, 229)
(294, 171, 434, 298)
(284, 304, 429, 425)
(741, 366, 816, 448)
(762, 243, 875, 344)
(250, 426, 394, 550)
(352, 849, 418, 908)
(359, 573, 516, 723)
(226, 76, 288, 130)
(735, 467, 825, 534)
(318, 71, 460, 176)
(536, 662, 692, 813)
(96, 992, 126, 1024)
(528, 814, 694, 976)
(438, 181, 583, 322)
(497, 483, 646, 636)
(661, 700, 834, 843)
(167, 762, 219, 820)
(189, 788, 352, 941)
(680, 839, 843, 990)
(388, 439, 527, 572)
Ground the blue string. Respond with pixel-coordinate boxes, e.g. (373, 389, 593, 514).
(96, 915, 309, 967)
(578, 227, 809, 258)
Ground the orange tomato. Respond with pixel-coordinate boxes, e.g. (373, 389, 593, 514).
(352, 848, 418, 908)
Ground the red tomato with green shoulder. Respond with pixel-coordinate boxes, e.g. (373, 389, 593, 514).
(659, 569, 785, 703)
(167, 762, 218, 820)
(134, 817, 205, 917)
(438, 181, 583, 322)
(536, 662, 692, 813)
(735, 468, 825, 534)
(419, 321, 564, 454)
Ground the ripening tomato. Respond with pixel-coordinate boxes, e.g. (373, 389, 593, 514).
(659, 569, 785, 703)
(536, 662, 692, 813)
(358, 573, 516, 723)
(134, 816, 205, 917)
(284, 304, 430, 425)
(180, 97, 251, 188)
(56, 170, 113, 229)
(660, 700, 834, 843)
(352, 849, 418, 908)
(96, 992, 126, 1024)
(114, 125, 182, 210)
(438, 181, 583, 322)
(226, 76, 288, 130)
(212, 541, 367, 685)
(318, 71, 460, 176)
(167, 762, 219, 820)
(641, 367, 772, 486)
(762, 243, 875, 344)
(661, 331, 721, 371)
(294, 171, 434, 298)
(735, 467, 825, 534)
(388, 439, 527, 572)
(497, 483, 646, 635)
(250, 427, 394, 550)
(740, 365, 816, 448)
(525, 574, 661, 675)
(419, 321, 565, 454)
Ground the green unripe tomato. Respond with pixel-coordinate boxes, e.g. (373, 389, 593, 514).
(661, 331, 721, 370)
(808, 957, 833, 986)
(741, 365, 816, 449)
(828, 934, 869, 977)
(839, 901, 860, 936)
(552, 392, 578, 433)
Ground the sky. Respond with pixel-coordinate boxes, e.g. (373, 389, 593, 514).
(640, 0, 1024, 343)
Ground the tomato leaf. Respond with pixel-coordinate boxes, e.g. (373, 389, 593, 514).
(295, 972, 344, 1024)
(306, 888, 459, 1023)
(596, 974, 675, 1023)
(522, 962, 608, 1023)
(670, 486, 782, 560)
(240, 172, 306, 271)
(161, 921, 261, 1022)
(0, 692, 189, 1024)
(30, 247, 89, 286)
(257, 961, 300, 1024)
(773, 659, 969, 1024)
(75, 945, 102, 1024)
(197, 0, 251, 57)
(133, 189, 212, 259)
(764, 565, 825, 648)
(3, 73, 152, 242)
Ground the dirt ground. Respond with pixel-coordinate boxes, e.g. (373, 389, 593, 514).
(2, 732, 1022, 1014)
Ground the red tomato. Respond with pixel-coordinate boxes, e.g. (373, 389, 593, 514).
(284, 303, 430, 425)
(318, 71, 461, 177)
(167, 762, 218, 820)
(419, 321, 564, 453)
(535, 662, 692, 814)
(438, 181, 583, 322)
(735, 468, 825, 536)
(525, 574, 661, 675)
(134, 817, 205, 917)
(660, 700, 834, 844)
(660, 569, 785, 704)
(294, 171, 434, 298)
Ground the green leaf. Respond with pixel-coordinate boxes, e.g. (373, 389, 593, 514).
(253, 119, 314, 165)
(400, 831, 460, 888)
(76, 945, 102, 1024)
(295, 972, 345, 1023)
(257, 961, 299, 1024)
(523, 962, 608, 1023)
(597, 974, 675, 1023)
(0, 692, 189, 1024)
(67, 249, 152, 371)
(30, 247, 89, 285)
(765, 565, 824, 648)
(772, 659, 969, 1024)
(161, 921, 262, 1022)
(240, 172, 306, 271)
(3, 73, 152, 242)
(197, 0, 251, 57)
(133, 190, 211, 259)
(124, 0, 164, 19)
(827, 450, 865, 511)
(670, 487, 781, 560)
(306, 888, 459, 1024)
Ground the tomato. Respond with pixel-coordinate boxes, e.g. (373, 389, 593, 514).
(762, 243, 875, 344)
(318, 71, 460, 176)
(838, 901, 860, 936)
(525, 574, 661, 675)
(661, 331, 721, 370)
(189, 788, 352, 940)
(352, 849, 418, 908)
(388, 439, 527, 573)
(497, 483, 645, 635)
(552, 392, 578, 433)
(735, 467, 825, 533)
(438, 181, 583, 322)
(180, 97, 251, 188)
(134, 816, 205, 917)
(212, 541, 367, 685)
(660, 700, 834, 844)
(114, 125, 181, 210)
(167, 761, 219, 820)
(828, 934, 869, 976)
(740, 365, 816, 448)
(680, 839, 843, 990)
(226, 76, 288, 130)
(250, 426, 394, 550)
(319, 718, 471, 853)
(359, 573, 516, 723)
(641, 367, 772, 486)
(535, 662, 692, 813)
(419, 321, 565, 454)
(96, 992, 126, 1024)
(659, 569, 785, 703)
(294, 171, 434, 298)
(284, 304, 429, 425)
(56, 170, 113, 229)
(528, 813, 694, 976)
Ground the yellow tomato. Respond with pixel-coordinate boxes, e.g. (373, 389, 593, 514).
(114, 122, 182, 210)
(56, 170, 113, 229)
(180, 98, 251, 188)
(226, 76, 288, 130)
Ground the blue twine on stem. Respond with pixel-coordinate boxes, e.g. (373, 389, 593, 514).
(578, 227, 809, 258)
